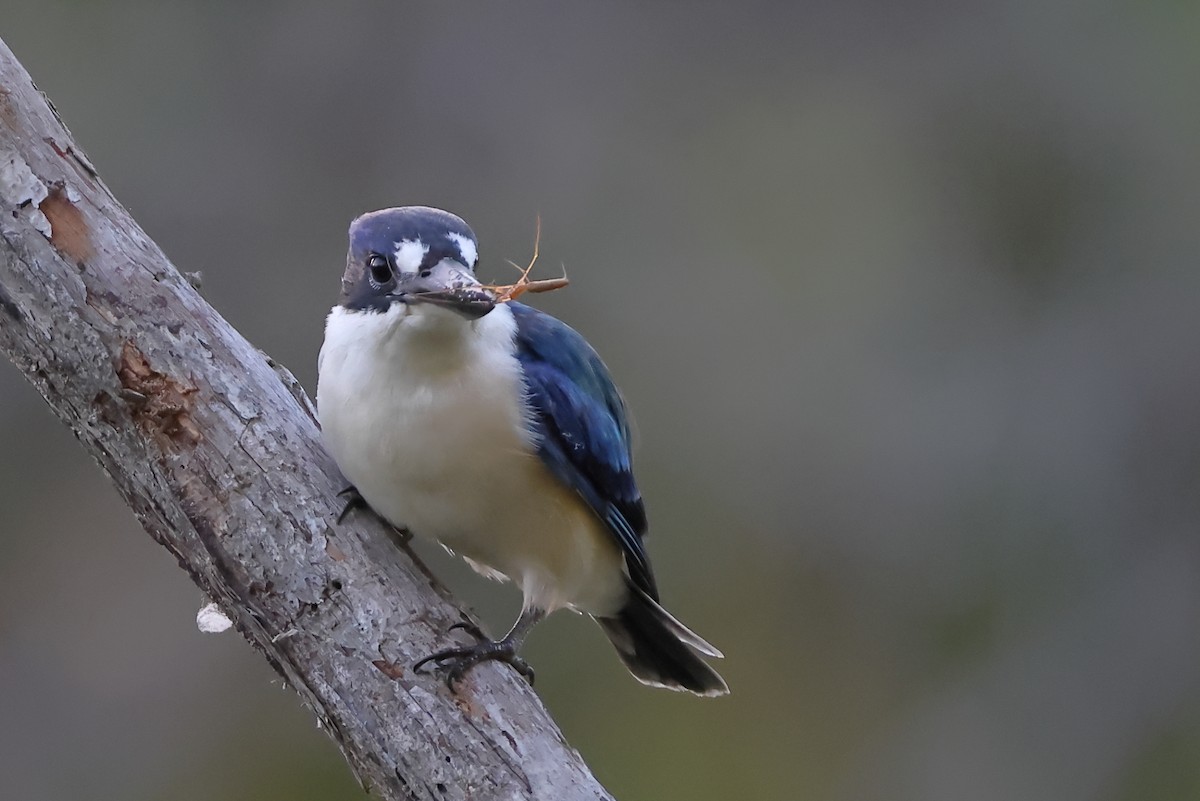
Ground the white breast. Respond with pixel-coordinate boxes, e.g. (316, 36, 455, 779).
(316, 302, 624, 615)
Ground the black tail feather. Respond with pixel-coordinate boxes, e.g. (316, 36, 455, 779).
(596, 584, 728, 697)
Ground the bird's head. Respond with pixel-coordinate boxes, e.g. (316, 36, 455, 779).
(340, 206, 495, 320)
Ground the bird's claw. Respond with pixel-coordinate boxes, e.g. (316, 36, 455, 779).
(336, 486, 367, 523)
(414, 624, 535, 687)
(336, 486, 412, 543)
(447, 620, 487, 639)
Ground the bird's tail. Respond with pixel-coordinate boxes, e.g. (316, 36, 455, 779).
(596, 582, 729, 697)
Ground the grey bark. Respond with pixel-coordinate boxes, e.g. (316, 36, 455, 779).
(0, 37, 612, 801)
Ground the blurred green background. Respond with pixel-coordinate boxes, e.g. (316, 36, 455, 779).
(3, 3, 1200, 800)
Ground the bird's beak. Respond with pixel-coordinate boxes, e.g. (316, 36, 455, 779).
(389, 260, 495, 320)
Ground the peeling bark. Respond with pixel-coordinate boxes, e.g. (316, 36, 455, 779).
(0, 37, 613, 801)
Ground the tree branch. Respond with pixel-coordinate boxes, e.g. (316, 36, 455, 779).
(0, 37, 612, 801)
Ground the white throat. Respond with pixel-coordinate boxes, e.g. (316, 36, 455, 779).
(316, 300, 532, 529)
(316, 300, 626, 615)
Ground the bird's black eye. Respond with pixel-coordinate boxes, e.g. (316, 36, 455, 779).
(367, 254, 392, 286)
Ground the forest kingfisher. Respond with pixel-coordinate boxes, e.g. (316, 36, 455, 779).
(316, 206, 728, 695)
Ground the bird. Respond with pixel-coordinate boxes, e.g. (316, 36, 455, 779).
(316, 206, 728, 696)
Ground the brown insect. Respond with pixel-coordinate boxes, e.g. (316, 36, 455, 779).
(478, 217, 569, 303)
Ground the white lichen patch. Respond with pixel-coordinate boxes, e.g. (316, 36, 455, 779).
(196, 600, 234, 633)
(0, 146, 51, 237)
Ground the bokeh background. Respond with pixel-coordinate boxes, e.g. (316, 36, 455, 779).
(2, 4, 1199, 800)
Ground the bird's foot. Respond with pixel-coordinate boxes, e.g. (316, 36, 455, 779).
(414, 622, 535, 687)
(336, 485, 368, 523)
(336, 486, 412, 543)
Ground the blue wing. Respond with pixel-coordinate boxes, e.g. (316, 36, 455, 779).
(508, 302, 658, 600)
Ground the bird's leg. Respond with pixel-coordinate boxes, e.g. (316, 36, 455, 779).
(335, 485, 412, 543)
(414, 607, 547, 688)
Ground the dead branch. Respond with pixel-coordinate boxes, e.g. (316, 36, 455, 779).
(0, 36, 613, 801)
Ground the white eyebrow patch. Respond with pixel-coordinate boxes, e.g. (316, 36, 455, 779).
(393, 238, 429, 274)
(446, 232, 478, 267)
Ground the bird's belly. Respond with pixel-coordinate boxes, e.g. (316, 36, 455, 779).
(318, 340, 624, 615)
